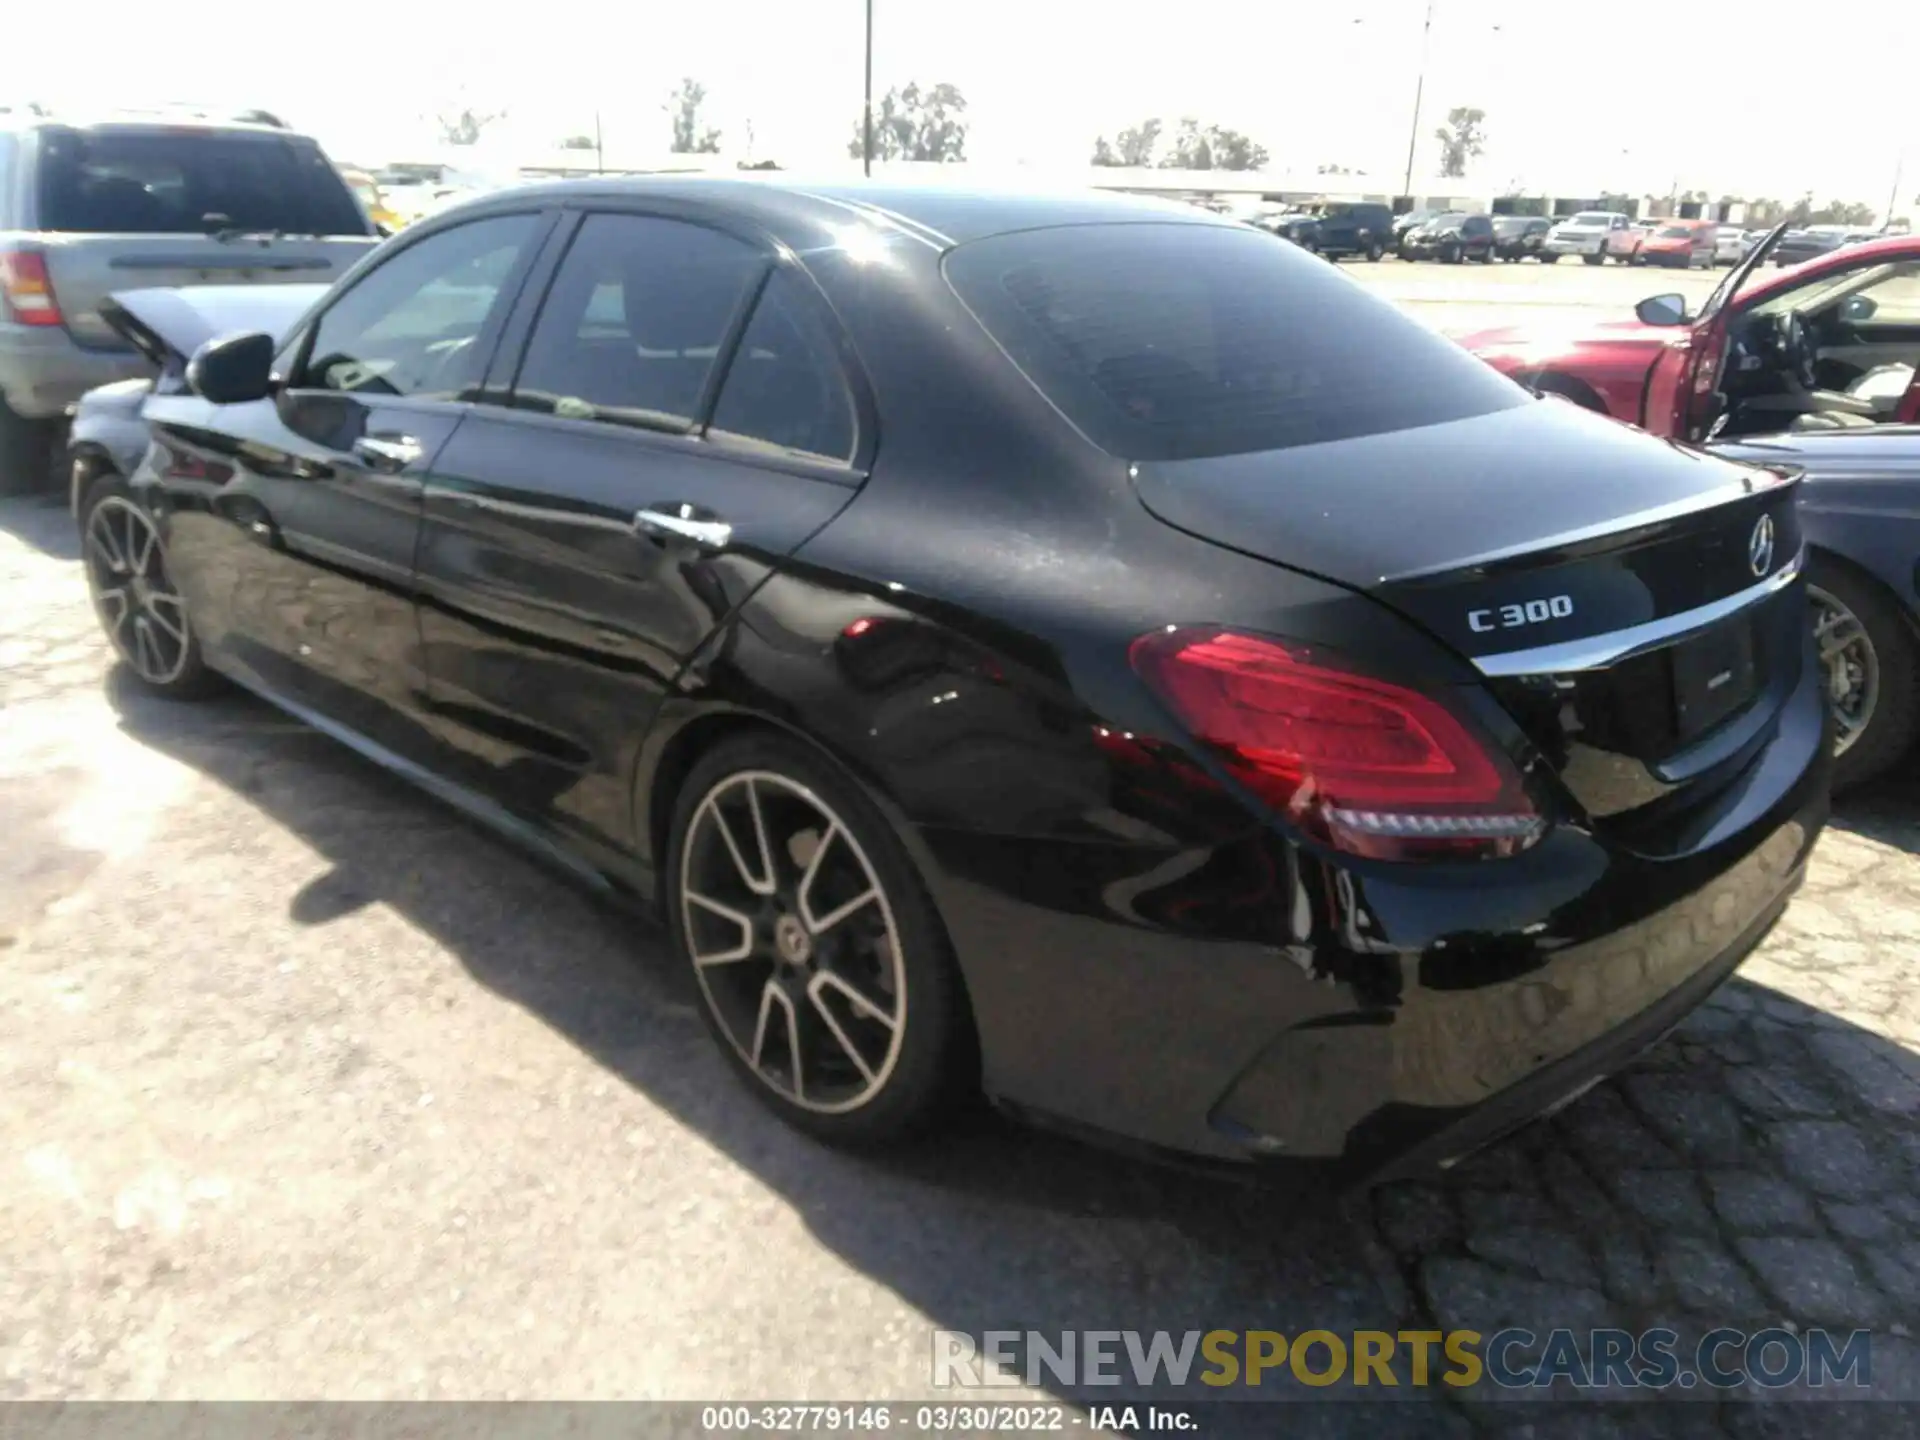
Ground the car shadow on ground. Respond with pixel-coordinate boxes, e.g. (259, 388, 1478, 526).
(106, 674, 1920, 1429)
(0, 489, 79, 561)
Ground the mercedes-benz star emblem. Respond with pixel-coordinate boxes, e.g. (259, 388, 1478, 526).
(1748, 515, 1775, 578)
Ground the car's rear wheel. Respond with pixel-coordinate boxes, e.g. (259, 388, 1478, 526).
(1441, 240, 1461, 263)
(1583, 251, 1604, 265)
(1807, 556, 1919, 793)
(1366, 241, 1384, 261)
(0, 395, 58, 498)
(667, 734, 974, 1145)
(1541, 253, 1560, 264)
(80, 473, 222, 698)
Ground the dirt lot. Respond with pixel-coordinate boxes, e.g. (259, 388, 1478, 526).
(4, 259, 1919, 1430)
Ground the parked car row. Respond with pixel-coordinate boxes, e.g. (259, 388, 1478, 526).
(57, 179, 1835, 1188)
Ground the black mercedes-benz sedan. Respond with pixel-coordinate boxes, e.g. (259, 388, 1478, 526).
(79, 177, 1829, 1184)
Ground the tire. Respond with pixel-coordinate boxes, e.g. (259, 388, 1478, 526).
(1541, 253, 1560, 264)
(79, 472, 223, 699)
(1441, 241, 1461, 264)
(666, 732, 975, 1146)
(1807, 554, 1920, 794)
(1532, 374, 1610, 415)
(1583, 251, 1605, 266)
(0, 394, 58, 498)
(1366, 241, 1384, 262)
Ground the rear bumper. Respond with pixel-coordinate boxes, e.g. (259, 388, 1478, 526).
(928, 642, 1830, 1185)
(0, 323, 146, 420)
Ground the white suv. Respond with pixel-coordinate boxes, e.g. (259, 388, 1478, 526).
(1542, 211, 1632, 265)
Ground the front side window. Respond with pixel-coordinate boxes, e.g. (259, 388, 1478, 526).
(708, 269, 858, 464)
(300, 213, 537, 399)
(946, 222, 1526, 462)
(512, 213, 765, 431)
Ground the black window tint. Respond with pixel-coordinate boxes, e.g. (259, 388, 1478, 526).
(513, 214, 764, 431)
(945, 223, 1526, 462)
(302, 214, 536, 399)
(34, 128, 368, 236)
(708, 269, 857, 464)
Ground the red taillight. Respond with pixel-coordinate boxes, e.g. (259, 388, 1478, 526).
(0, 251, 63, 327)
(1129, 627, 1544, 861)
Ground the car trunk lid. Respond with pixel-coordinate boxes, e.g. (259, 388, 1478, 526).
(1131, 399, 1806, 840)
(40, 236, 371, 349)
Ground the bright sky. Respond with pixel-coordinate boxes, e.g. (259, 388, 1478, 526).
(35, 0, 1920, 211)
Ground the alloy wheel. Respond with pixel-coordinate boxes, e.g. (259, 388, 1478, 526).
(679, 770, 906, 1114)
(85, 497, 191, 686)
(1810, 583, 1879, 756)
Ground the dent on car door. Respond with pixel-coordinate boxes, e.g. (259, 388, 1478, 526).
(412, 211, 870, 866)
(149, 210, 550, 752)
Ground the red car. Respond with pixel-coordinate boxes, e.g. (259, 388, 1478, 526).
(1459, 223, 1920, 441)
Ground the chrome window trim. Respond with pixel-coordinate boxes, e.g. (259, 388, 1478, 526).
(1472, 549, 1803, 677)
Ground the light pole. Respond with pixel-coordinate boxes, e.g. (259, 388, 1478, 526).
(1886, 149, 1907, 231)
(862, 0, 875, 178)
(1401, 0, 1435, 200)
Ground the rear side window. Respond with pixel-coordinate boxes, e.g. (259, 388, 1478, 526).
(34, 128, 369, 236)
(945, 222, 1526, 462)
(0, 134, 15, 226)
(709, 268, 858, 464)
(512, 213, 765, 431)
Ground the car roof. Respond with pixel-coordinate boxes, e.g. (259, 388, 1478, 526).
(440, 174, 1231, 249)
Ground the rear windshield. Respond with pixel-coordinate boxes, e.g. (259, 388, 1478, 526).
(35, 128, 370, 236)
(1567, 213, 1614, 226)
(944, 222, 1527, 463)
(1657, 226, 1695, 239)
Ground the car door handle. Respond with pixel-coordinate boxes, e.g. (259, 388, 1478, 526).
(352, 434, 423, 472)
(633, 505, 732, 549)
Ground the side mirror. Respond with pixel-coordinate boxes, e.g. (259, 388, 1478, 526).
(374, 222, 394, 239)
(1839, 294, 1879, 323)
(187, 331, 275, 404)
(1635, 293, 1690, 327)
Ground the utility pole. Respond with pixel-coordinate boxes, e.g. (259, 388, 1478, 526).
(594, 111, 603, 174)
(1401, 0, 1435, 200)
(1886, 150, 1906, 231)
(863, 0, 875, 178)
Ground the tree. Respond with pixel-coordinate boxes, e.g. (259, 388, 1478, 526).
(667, 78, 722, 154)
(737, 159, 782, 171)
(1157, 118, 1268, 172)
(1809, 198, 1877, 225)
(1434, 106, 1487, 179)
(560, 135, 596, 150)
(437, 106, 505, 147)
(848, 82, 969, 163)
(1091, 118, 1162, 167)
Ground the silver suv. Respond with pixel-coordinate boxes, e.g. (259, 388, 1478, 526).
(1, 109, 380, 491)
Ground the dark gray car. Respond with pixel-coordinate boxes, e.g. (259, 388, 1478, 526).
(1713, 425, 1920, 788)
(1, 110, 379, 492)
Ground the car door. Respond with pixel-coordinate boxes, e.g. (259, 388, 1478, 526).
(412, 208, 872, 864)
(1643, 223, 1791, 438)
(147, 209, 551, 753)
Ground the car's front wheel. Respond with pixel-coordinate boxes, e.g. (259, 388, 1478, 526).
(1366, 241, 1384, 261)
(1583, 251, 1605, 265)
(1541, 253, 1560, 264)
(1808, 556, 1919, 793)
(667, 734, 975, 1145)
(80, 473, 221, 698)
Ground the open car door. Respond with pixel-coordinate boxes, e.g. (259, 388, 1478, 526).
(1643, 222, 1790, 439)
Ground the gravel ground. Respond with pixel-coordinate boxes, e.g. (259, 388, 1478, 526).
(3, 259, 1918, 1433)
